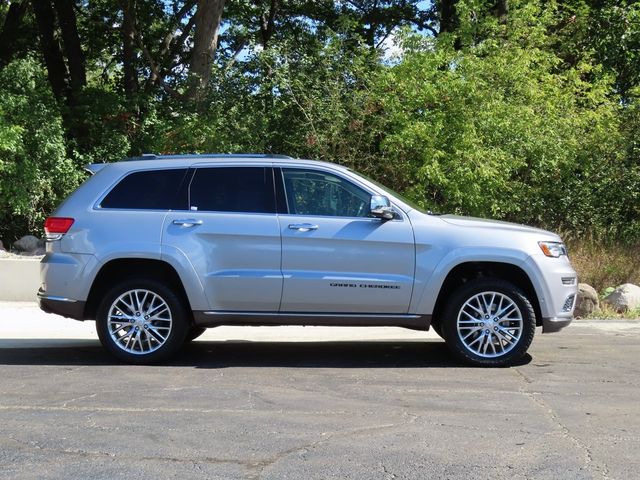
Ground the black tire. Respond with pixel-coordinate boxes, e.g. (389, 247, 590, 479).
(96, 278, 189, 364)
(185, 327, 207, 343)
(441, 278, 536, 367)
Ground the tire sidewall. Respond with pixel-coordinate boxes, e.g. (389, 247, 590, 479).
(441, 279, 536, 367)
(96, 279, 189, 364)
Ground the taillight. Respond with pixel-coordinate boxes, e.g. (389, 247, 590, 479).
(44, 217, 74, 240)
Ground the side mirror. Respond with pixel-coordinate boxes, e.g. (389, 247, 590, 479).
(370, 195, 394, 220)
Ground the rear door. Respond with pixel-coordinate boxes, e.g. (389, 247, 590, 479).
(277, 167, 415, 314)
(162, 165, 282, 312)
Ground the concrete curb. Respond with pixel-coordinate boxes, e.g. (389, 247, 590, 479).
(0, 257, 40, 301)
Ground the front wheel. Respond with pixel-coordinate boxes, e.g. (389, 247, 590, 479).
(96, 279, 189, 364)
(441, 278, 536, 367)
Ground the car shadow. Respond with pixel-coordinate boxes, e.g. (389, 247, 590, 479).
(0, 339, 532, 368)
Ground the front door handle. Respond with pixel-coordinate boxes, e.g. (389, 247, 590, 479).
(288, 223, 319, 232)
(172, 219, 203, 227)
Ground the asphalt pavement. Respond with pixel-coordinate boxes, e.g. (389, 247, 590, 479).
(1, 302, 639, 479)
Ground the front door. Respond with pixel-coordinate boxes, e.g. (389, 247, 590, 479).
(162, 166, 282, 311)
(278, 167, 415, 314)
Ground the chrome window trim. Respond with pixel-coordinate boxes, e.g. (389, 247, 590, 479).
(92, 162, 407, 220)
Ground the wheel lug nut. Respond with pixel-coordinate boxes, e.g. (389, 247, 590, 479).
(485, 315, 489, 319)
(144, 315, 149, 320)
(485, 329, 490, 334)
(135, 312, 140, 316)
(494, 326, 498, 331)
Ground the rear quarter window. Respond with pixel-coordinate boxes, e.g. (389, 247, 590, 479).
(100, 169, 189, 209)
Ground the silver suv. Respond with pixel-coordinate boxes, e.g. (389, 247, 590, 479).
(38, 154, 577, 366)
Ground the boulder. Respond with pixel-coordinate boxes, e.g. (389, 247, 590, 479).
(0, 249, 8, 258)
(603, 283, 640, 313)
(13, 235, 41, 252)
(574, 283, 599, 318)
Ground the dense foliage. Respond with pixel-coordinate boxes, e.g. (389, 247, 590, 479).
(0, 0, 638, 243)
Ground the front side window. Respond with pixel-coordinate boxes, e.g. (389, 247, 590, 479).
(282, 168, 370, 217)
(189, 167, 275, 213)
(100, 169, 188, 209)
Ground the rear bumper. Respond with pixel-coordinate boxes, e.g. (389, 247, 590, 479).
(37, 290, 85, 320)
(542, 316, 573, 333)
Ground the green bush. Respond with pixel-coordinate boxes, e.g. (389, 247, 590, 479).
(374, 4, 633, 239)
(0, 58, 83, 242)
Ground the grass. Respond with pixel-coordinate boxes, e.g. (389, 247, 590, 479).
(564, 236, 640, 319)
(565, 237, 640, 294)
(586, 302, 640, 320)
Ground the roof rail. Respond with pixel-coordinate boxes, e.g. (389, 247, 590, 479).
(126, 153, 294, 161)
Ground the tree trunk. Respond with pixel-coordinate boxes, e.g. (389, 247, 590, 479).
(122, 0, 138, 100)
(189, 0, 226, 101)
(0, 1, 29, 67)
(491, 0, 508, 24)
(438, 0, 460, 49)
(260, 0, 279, 49)
(439, 0, 459, 34)
(53, 0, 86, 94)
(32, 0, 68, 101)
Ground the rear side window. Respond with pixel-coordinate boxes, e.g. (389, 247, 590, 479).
(100, 169, 188, 209)
(189, 167, 275, 213)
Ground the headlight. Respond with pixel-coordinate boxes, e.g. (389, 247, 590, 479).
(538, 241, 567, 258)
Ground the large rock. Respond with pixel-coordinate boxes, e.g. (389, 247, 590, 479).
(574, 283, 599, 318)
(13, 235, 43, 252)
(603, 283, 640, 313)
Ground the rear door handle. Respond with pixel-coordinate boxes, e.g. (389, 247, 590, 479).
(172, 219, 203, 227)
(288, 223, 319, 232)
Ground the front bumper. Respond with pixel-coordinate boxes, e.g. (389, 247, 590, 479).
(37, 290, 85, 320)
(542, 316, 573, 333)
(524, 253, 578, 333)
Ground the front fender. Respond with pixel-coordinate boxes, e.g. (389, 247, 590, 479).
(409, 247, 539, 315)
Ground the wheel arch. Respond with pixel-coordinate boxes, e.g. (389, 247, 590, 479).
(430, 261, 542, 329)
(84, 258, 193, 322)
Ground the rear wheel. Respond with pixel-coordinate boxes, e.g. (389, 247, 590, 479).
(96, 279, 189, 364)
(441, 278, 536, 367)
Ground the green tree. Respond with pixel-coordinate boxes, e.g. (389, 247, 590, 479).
(0, 58, 83, 241)
(378, 1, 629, 237)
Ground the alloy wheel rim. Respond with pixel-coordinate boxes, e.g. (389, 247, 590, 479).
(107, 289, 172, 355)
(456, 291, 523, 358)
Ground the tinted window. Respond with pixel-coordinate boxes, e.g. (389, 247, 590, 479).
(282, 169, 370, 217)
(101, 169, 188, 209)
(189, 167, 275, 213)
